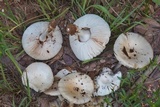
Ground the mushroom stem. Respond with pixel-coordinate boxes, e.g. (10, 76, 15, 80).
(77, 27, 91, 42)
(66, 24, 91, 42)
(39, 20, 57, 42)
(39, 29, 48, 42)
(113, 62, 122, 72)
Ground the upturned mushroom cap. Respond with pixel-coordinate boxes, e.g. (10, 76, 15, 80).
(94, 67, 122, 96)
(114, 32, 153, 69)
(22, 21, 63, 60)
(67, 14, 111, 61)
(58, 72, 94, 104)
(21, 62, 54, 92)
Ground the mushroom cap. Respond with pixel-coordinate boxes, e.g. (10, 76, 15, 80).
(55, 69, 72, 78)
(44, 69, 77, 96)
(94, 67, 122, 96)
(114, 32, 153, 69)
(22, 21, 63, 60)
(44, 77, 61, 96)
(69, 14, 111, 61)
(58, 72, 94, 104)
(44, 69, 76, 96)
(21, 62, 54, 92)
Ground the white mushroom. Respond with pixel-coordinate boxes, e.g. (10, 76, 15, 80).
(44, 69, 78, 96)
(58, 72, 94, 104)
(22, 20, 63, 60)
(66, 14, 111, 61)
(113, 32, 153, 69)
(78, 96, 107, 107)
(44, 69, 76, 96)
(43, 77, 60, 96)
(55, 69, 72, 78)
(21, 62, 54, 92)
(94, 67, 122, 96)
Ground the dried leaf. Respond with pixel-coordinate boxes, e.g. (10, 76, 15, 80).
(63, 54, 73, 65)
(143, 18, 160, 27)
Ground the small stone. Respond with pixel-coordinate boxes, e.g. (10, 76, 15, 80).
(100, 59, 106, 63)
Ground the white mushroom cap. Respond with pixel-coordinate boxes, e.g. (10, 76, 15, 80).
(67, 14, 111, 61)
(44, 69, 75, 96)
(44, 69, 77, 96)
(114, 32, 153, 69)
(94, 67, 122, 96)
(21, 62, 54, 92)
(58, 72, 94, 104)
(22, 21, 63, 60)
(55, 69, 72, 78)
(44, 77, 61, 96)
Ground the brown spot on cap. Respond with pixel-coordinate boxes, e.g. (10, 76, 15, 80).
(122, 47, 131, 59)
(129, 48, 134, 53)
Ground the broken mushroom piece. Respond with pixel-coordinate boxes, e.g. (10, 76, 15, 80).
(21, 62, 54, 92)
(67, 14, 111, 61)
(94, 67, 122, 96)
(58, 72, 94, 104)
(55, 69, 73, 78)
(114, 32, 153, 69)
(22, 20, 63, 60)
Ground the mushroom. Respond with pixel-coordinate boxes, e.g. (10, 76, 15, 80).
(21, 62, 54, 92)
(58, 72, 94, 104)
(44, 69, 75, 96)
(77, 96, 107, 107)
(43, 77, 61, 96)
(66, 14, 111, 61)
(22, 20, 63, 60)
(113, 32, 153, 69)
(55, 68, 74, 78)
(94, 67, 122, 96)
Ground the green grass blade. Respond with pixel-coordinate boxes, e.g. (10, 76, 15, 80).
(82, 57, 102, 64)
(37, 0, 51, 20)
(0, 12, 18, 25)
(18, 97, 29, 107)
(0, 64, 12, 90)
(86, 5, 116, 20)
(111, 1, 145, 31)
(75, 0, 86, 15)
(54, 7, 70, 19)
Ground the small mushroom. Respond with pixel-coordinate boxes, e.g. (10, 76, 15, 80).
(21, 62, 54, 92)
(58, 72, 94, 104)
(22, 20, 63, 60)
(113, 32, 153, 69)
(66, 14, 111, 61)
(44, 69, 76, 96)
(94, 67, 122, 96)
(55, 69, 74, 78)
(43, 77, 61, 96)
